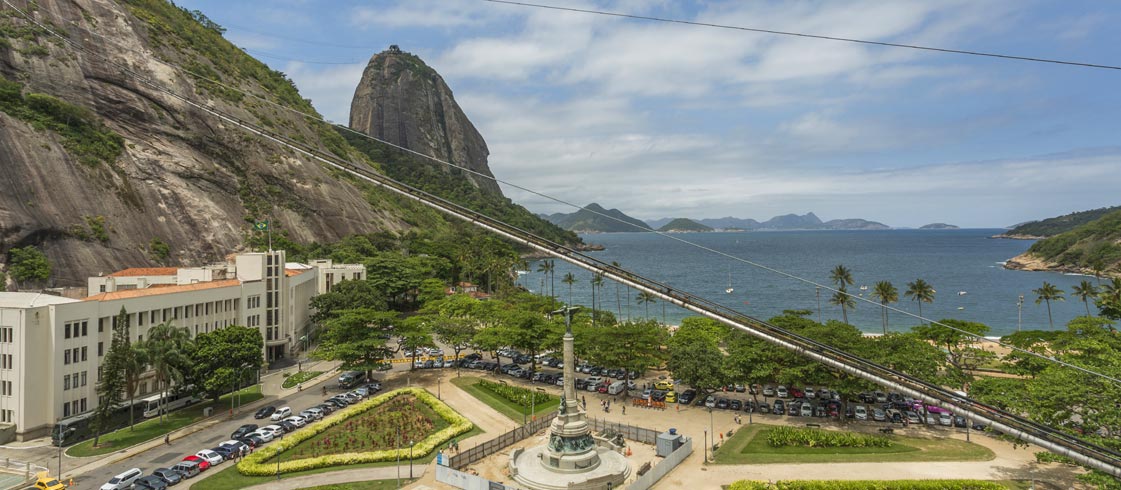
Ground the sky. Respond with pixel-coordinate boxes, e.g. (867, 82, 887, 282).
(175, 0, 1121, 228)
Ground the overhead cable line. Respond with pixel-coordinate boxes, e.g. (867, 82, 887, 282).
(243, 48, 362, 65)
(8, 0, 1119, 387)
(483, 0, 1121, 72)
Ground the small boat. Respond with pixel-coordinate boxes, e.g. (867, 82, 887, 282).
(859, 285, 869, 291)
(957, 306, 965, 310)
(958, 291, 967, 296)
(725, 271, 734, 294)
(516, 270, 529, 275)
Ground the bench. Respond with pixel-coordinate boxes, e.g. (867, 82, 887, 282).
(879, 428, 894, 434)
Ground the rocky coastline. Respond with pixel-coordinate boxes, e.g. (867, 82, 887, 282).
(1002, 252, 1116, 277)
(990, 233, 1045, 240)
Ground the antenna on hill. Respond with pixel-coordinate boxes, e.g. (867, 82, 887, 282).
(388, 45, 401, 54)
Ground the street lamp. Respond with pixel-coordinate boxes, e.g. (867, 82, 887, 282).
(703, 429, 708, 463)
(409, 439, 415, 478)
(1017, 295, 1025, 332)
(396, 427, 401, 488)
(56, 419, 66, 478)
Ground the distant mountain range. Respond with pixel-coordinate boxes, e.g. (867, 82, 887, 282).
(919, 223, 959, 229)
(545, 206, 893, 233)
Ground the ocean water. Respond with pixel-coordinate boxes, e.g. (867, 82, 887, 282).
(519, 229, 1103, 336)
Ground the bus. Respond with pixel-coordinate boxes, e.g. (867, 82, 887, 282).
(141, 388, 199, 418)
(51, 400, 143, 446)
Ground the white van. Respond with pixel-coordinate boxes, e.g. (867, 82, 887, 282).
(100, 468, 142, 490)
(607, 380, 627, 395)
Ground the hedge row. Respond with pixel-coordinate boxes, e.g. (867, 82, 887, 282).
(477, 379, 550, 407)
(1035, 451, 1078, 466)
(235, 387, 472, 476)
(766, 426, 891, 449)
(729, 480, 1006, 490)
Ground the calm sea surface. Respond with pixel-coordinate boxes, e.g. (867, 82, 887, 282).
(520, 229, 1100, 336)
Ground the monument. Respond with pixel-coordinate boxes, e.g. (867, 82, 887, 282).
(509, 307, 630, 489)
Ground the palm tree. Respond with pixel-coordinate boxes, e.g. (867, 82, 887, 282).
(1071, 280, 1099, 317)
(636, 291, 657, 320)
(144, 323, 193, 423)
(870, 281, 899, 335)
(535, 260, 555, 303)
(904, 279, 936, 324)
(122, 344, 149, 430)
(830, 264, 855, 291)
(591, 274, 604, 327)
(1033, 281, 1065, 328)
(829, 290, 856, 324)
(562, 272, 577, 305)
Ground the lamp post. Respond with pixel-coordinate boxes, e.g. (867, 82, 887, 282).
(275, 443, 281, 480)
(396, 427, 401, 488)
(703, 430, 708, 463)
(56, 419, 65, 478)
(1017, 295, 1024, 332)
(409, 440, 415, 478)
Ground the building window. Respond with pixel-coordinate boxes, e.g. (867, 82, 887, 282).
(139, 312, 146, 327)
(80, 398, 87, 412)
(1, 354, 11, 369)
(98, 317, 106, 333)
(82, 321, 88, 337)
(206, 303, 211, 315)
(138, 335, 143, 344)
(64, 350, 71, 365)
(81, 346, 87, 362)
(63, 403, 70, 417)
(65, 323, 71, 339)
(63, 375, 70, 390)
(184, 307, 191, 319)
(0, 327, 12, 343)
(98, 342, 104, 356)
(81, 371, 88, 387)
(1, 381, 11, 396)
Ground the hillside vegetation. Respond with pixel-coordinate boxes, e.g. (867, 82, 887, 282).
(1005, 205, 1121, 237)
(658, 218, 712, 232)
(1025, 209, 1121, 274)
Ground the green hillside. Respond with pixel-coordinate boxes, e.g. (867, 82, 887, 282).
(1006, 205, 1121, 237)
(658, 218, 712, 232)
(1026, 209, 1121, 274)
(544, 203, 652, 233)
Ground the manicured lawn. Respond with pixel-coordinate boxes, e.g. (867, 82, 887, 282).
(714, 423, 994, 465)
(450, 376, 558, 423)
(282, 371, 324, 389)
(289, 395, 445, 460)
(302, 480, 413, 490)
(189, 425, 483, 490)
(67, 385, 263, 457)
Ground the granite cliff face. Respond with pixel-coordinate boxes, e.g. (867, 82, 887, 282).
(350, 46, 501, 195)
(0, 1, 436, 286)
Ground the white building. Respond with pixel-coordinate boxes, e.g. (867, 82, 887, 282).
(0, 250, 364, 441)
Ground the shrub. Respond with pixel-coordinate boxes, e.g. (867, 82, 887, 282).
(766, 426, 891, 449)
(729, 480, 1005, 490)
(477, 379, 550, 408)
(1035, 451, 1078, 465)
(235, 387, 471, 476)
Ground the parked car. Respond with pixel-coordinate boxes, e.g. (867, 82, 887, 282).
(787, 401, 800, 416)
(251, 429, 275, 443)
(939, 413, 953, 426)
(704, 395, 717, 408)
(790, 387, 804, 399)
(678, 389, 696, 404)
(239, 434, 265, 448)
(231, 424, 258, 440)
(758, 402, 770, 414)
(905, 411, 922, 424)
(270, 407, 292, 421)
(276, 420, 297, 433)
(804, 387, 816, 399)
(209, 446, 236, 461)
(665, 391, 677, 403)
(284, 415, 308, 428)
(219, 440, 249, 457)
(854, 405, 868, 420)
(654, 380, 674, 390)
(773, 399, 785, 414)
(714, 398, 728, 409)
(338, 371, 364, 388)
(254, 406, 276, 419)
(886, 409, 903, 423)
(134, 475, 168, 490)
(151, 467, 182, 485)
(100, 468, 143, 490)
(195, 450, 224, 467)
(874, 391, 888, 403)
(181, 455, 210, 471)
(872, 408, 886, 422)
(170, 461, 201, 479)
(762, 385, 776, 397)
(954, 415, 968, 428)
(776, 386, 788, 398)
(925, 413, 938, 425)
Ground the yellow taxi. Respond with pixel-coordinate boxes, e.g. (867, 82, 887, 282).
(664, 391, 677, 403)
(654, 380, 674, 390)
(34, 471, 66, 490)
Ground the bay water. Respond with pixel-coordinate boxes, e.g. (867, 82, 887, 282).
(520, 229, 1101, 336)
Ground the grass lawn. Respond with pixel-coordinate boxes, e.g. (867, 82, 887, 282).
(282, 371, 324, 389)
(67, 385, 263, 457)
(288, 395, 445, 460)
(714, 423, 994, 465)
(450, 376, 558, 423)
(189, 425, 484, 490)
(302, 480, 413, 490)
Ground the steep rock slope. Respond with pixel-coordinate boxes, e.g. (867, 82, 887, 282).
(1005, 209, 1121, 276)
(0, 1, 444, 286)
(350, 46, 500, 195)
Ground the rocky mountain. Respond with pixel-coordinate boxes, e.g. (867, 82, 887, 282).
(920, 223, 959, 230)
(1005, 209, 1121, 276)
(350, 46, 500, 195)
(762, 212, 823, 229)
(657, 218, 712, 233)
(994, 205, 1121, 239)
(695, 217, 761, 230)
(819, 218, 890, 230)
(542, 203, 651, 233)
(648, 212, 889, 231)
(0, 1, 568, 287)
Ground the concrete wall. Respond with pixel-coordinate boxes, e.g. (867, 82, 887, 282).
(435, 464, 519, 490)
(626, 436, 692, 490)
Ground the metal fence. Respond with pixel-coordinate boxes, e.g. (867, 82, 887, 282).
(448, 413, 557, 470)
(587, 417, 661, 445)
(0, 457, 48, 479)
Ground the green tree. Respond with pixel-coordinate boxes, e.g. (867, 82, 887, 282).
(1098, 278, 1121, 320)
(828, 290, 855, 324)
(830, 264, 854, 291)
(314, 309, 396, 380)
(399, 315, 437, 370)
(611, 261, 623, 320)
(1033, 281, 1066, 329)
(536, 260, 555, 303)
(7, 246, 51, 286)
(562, 272, 577, 305)
(913, 319, 990, 376)
(636, 291, 657, 320)
(309, 279, 388, 322)
(143, 323, 193, 423)
(590, 273, 604, 327)
(92, 307, 130, 446)
(1071, 280, 1099, 317)
(667, 329, 726, 395)
(999, 330, 1060, 378)
(581, 320, 668, 387)
(502, 309, 563, 372)
(122, 330, 148, 431)
(433, 317, 476, 376)
(904, 279, 936, 324)
(870, 281, 899, 334)
(191, 325, 264, 401)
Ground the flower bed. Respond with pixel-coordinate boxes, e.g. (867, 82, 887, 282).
(729, 480, 1005, 490)
(289, 394, 440, 460)
(766, 426, 891, 449)
(282, 371, 323, 389)
(477, 379, 550, 408)
(236, 387, 472, 476)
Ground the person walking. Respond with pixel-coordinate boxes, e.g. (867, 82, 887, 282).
(164, 434, 170, 445)
(622, 405, 626, 415)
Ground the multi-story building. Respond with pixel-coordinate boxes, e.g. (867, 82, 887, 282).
(0, 250, 364, 441)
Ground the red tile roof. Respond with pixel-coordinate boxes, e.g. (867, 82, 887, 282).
(84, 279, 240, 301)
(107, 267, 178, 277)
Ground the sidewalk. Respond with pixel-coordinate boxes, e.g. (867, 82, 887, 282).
(243, 462, 427, 490)
(61, 359, 341, 480)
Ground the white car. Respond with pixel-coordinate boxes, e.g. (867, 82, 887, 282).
(704, 395, 716, 408)
(100, 468, 142, 490)
(263, 424, 285, 436)
(804, 387, 816, 399)
(270, 406, 292, 421)
(776, 385, 789, 398)
(284, 415, 307, 428)
(195, 449, 224, 466)
(939, 413, 953, 426)
(251, 429, 274, 442)
(854, 405, 868, 421)
(300, 409, 322, 421)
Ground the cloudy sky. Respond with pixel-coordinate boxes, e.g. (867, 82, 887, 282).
(177, 0, 1121, 228)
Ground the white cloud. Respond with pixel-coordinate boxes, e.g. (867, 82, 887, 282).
(350, 1, 510, 28)
(282, 62, 367, 123)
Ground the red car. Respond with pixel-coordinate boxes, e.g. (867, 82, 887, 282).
(790, 387, 804, 399)
(182, 455, 211, 471)
(597, 383, 609, 393)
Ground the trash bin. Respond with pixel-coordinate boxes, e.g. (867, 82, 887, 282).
(203, 407, 213, 417)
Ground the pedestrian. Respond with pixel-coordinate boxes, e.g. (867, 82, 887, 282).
(676, 403, 679, 413)
(69, 479, 74, 488)
(622, 405, 626, 415)
(164, 434, 170, 445)
(582, 395, 586, 407)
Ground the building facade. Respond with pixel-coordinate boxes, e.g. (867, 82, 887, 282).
(0, 250, 364, 441)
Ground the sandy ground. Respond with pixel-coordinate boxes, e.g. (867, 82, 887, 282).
(405, 368, 1084, 489)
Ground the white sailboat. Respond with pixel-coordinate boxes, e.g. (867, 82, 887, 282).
(725, 271, 734, 294)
